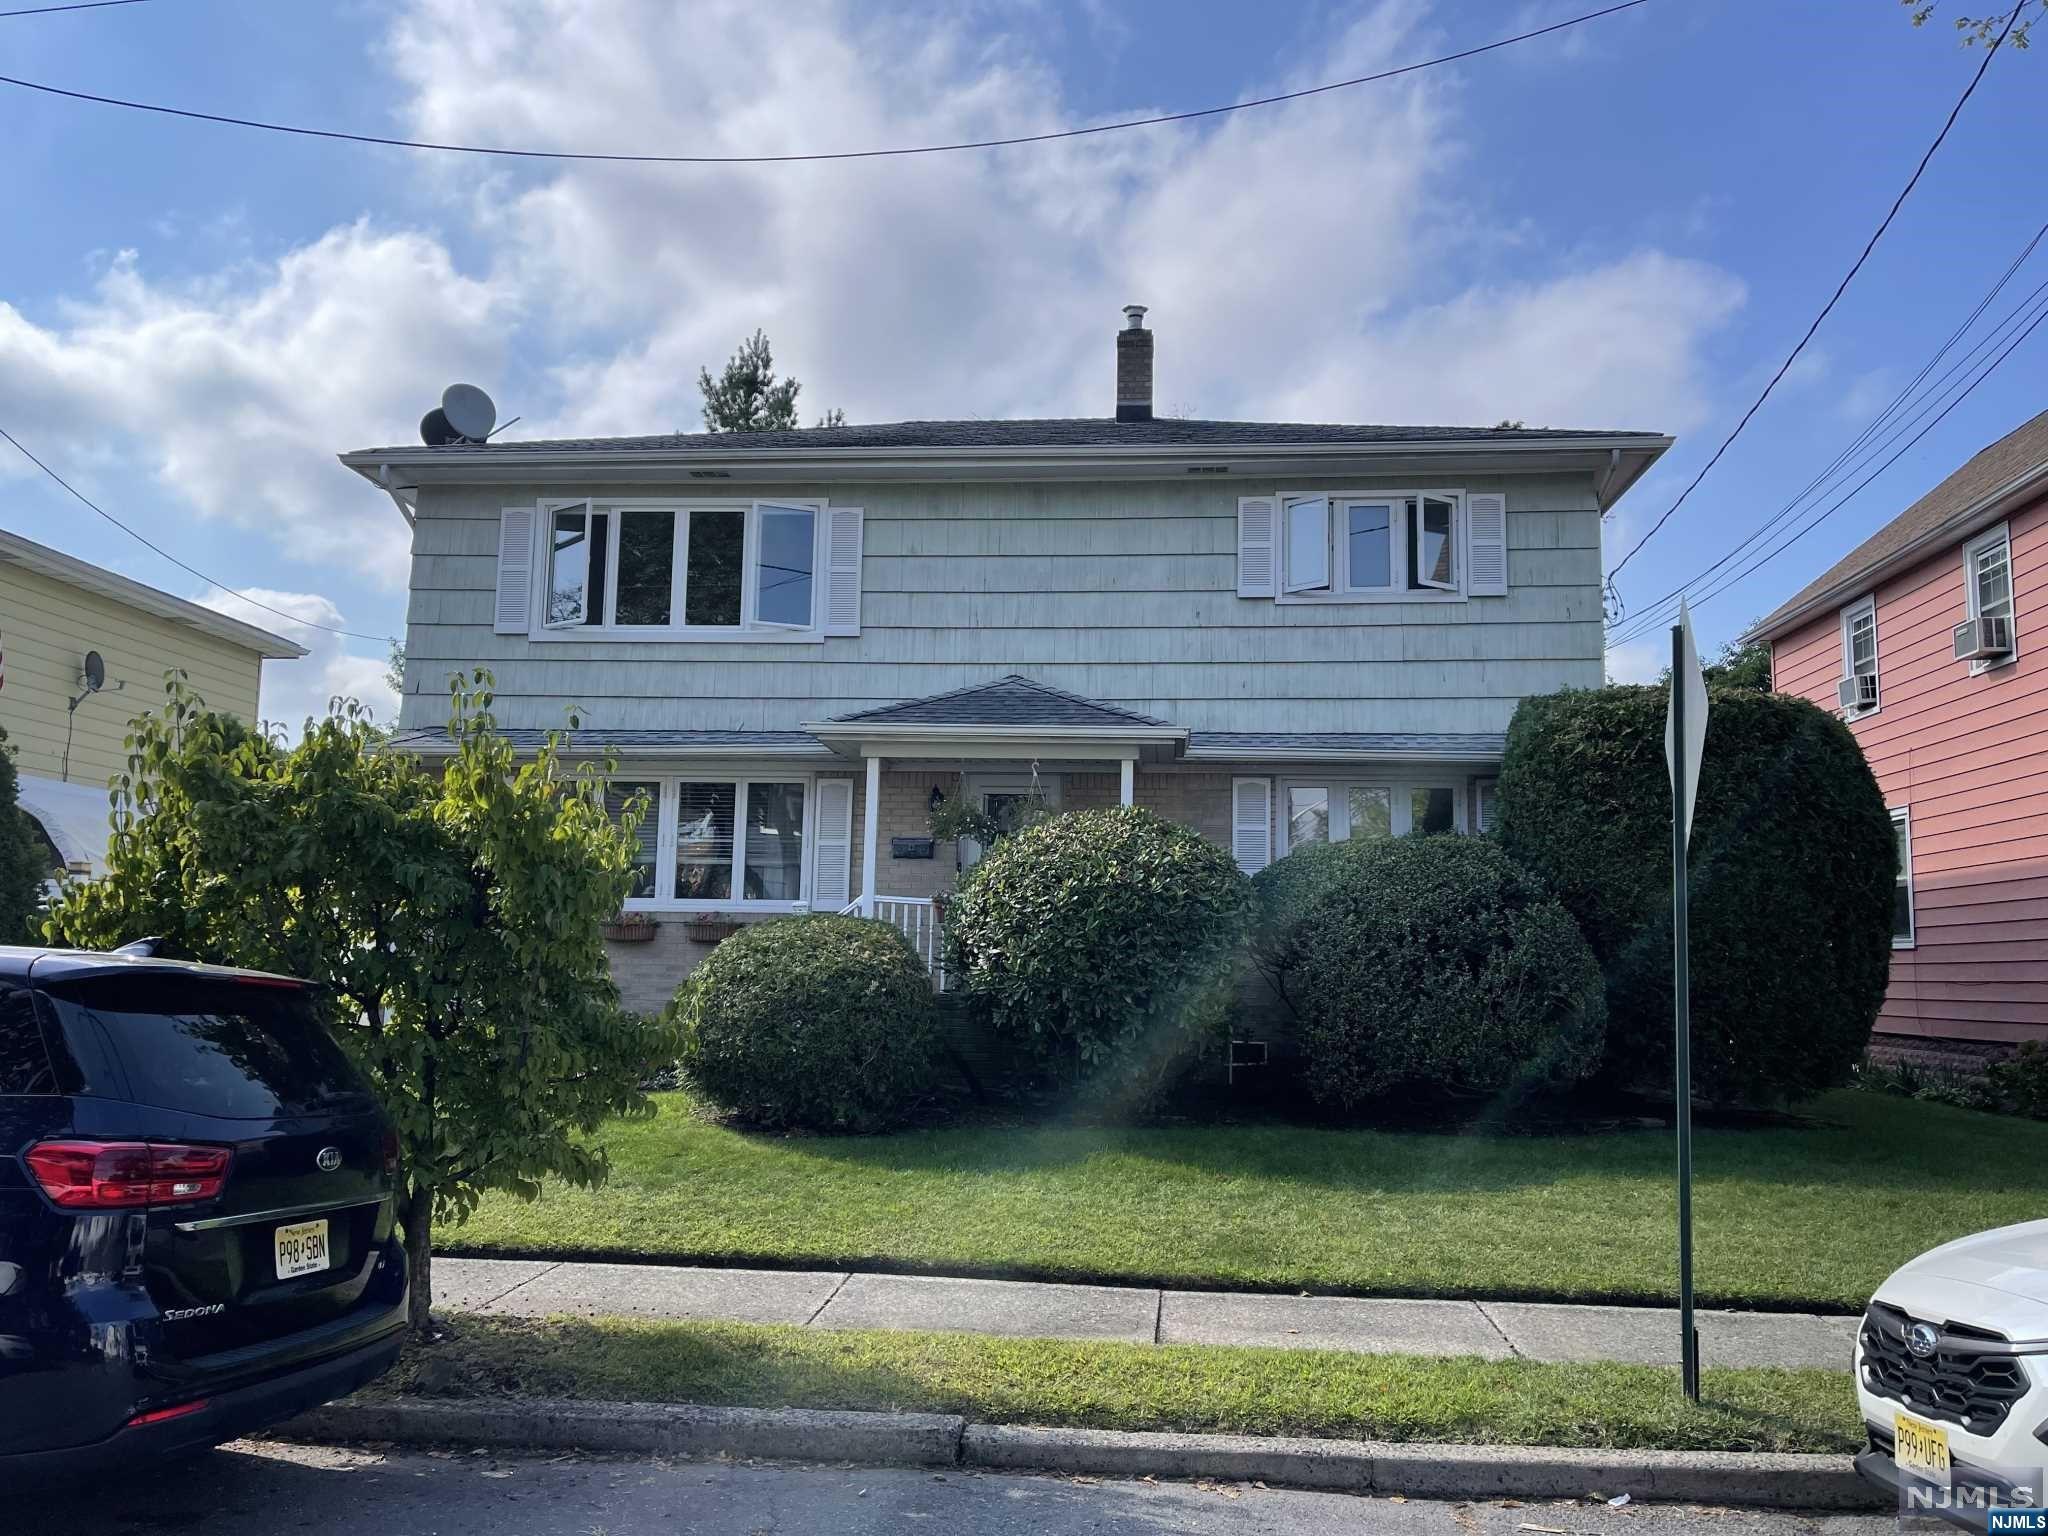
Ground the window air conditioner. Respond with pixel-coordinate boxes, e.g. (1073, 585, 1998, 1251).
(1953, 615, 2013, 662)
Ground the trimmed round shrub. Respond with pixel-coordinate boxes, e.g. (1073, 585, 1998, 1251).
(1495, 685, 1895, 1105)
(671, 914, 942, 1131)
(943, 806, 1252, 1096)
(1287, 836, 1606, 1107)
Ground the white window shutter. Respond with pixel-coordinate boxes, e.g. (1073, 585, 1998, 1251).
(494, 506, 537, 633)
(811, 778, 854, 908)
(1466, 492, 1508, 597)
(824, 506, 864, 636)
(1231, 777, 1273, 874)
(1236, 497, 1278, 598)
(1475, 778, 1500, 833)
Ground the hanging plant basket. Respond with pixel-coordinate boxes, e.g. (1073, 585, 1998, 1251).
(601, 913, 661, 943)
(681, 915, 745, 945)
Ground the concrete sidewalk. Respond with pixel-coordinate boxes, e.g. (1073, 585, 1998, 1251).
(433, 1257, 1857, 1370)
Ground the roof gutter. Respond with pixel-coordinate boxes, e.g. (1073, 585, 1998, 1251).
(340, 434, 1672, 484)
(1742, 455, 2048, 644)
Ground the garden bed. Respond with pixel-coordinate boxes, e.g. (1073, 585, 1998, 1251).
(442, 1088, 2045, 1311)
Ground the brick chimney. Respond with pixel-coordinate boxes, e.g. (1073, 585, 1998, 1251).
(1116, 304, 1153, 422)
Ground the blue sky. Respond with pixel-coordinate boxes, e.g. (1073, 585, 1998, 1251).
(1, 0, 2042, 724)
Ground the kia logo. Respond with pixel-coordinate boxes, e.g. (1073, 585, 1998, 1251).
(1907, 1321, 1940, 1359)
(316, 1147, 343, 1173)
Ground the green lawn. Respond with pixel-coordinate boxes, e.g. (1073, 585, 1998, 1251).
(444, 1088, 2047, 1309)
(377, 1314, 1859, 1454)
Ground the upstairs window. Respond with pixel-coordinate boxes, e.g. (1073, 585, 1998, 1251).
(1838, 596, 1879, 715)
(541, 500, 819, 634)
(1279, 492, 1464, 598)
(1964, 524, 2017, 669)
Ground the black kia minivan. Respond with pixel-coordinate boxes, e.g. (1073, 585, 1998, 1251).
(0, 945, 407, 1475)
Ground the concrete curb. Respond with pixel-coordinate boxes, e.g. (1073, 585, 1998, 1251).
(285, 1397, 963, 1467)
(283, 1397, 1885, 1511)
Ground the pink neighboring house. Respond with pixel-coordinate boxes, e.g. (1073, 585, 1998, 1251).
(1746, 409, 2048, 1064)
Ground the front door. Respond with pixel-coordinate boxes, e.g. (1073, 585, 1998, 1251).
(960, 774, 1061, 869)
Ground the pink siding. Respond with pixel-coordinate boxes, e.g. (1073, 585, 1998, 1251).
(1770, 492, 2048, 1047)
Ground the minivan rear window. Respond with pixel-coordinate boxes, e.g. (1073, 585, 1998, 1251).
(39, 975, 373, 1118)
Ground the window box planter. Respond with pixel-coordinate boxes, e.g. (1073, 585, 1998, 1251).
(601, 914, 661, 943)
(681, 916, 745, 946)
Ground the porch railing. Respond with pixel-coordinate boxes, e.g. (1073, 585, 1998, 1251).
(841, 897, 946, 990)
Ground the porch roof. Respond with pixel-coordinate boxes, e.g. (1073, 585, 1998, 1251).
(1186, 730, 1506, 763)
(804, 675, 1188, 762)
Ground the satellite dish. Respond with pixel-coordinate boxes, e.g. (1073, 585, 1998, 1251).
(81, 651, 105, 692)
(441, 383, 497, 442)
(420, 408, 460, 447)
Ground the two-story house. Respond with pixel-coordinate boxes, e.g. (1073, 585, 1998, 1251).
(0, 527, 304, 877)
(346, 308, 1671, 1012)
(1746, 408, 2047, 1069)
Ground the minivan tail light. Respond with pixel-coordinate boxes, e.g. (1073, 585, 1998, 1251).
(24, 1141, 233, 1210)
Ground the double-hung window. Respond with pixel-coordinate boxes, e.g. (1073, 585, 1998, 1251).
(1280, 778, 1465, 852)
(540, 499, 821, 636)
(1279, 492, 1462, 598)
(1839, 596, 1879, 715)
(608, 777, 812, 908)
(1963, 524, 2017, 670)
(1890, 807, 1915, 948)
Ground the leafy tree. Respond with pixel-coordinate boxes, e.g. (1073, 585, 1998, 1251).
(815, 407, 847, 428)
(698, 330, 801, 432)
(385, 641, 406, 701)
(0, 726, 48, 943)
(43, 672, 674, 1328)
(1904, 0, 2033, 49)
(1704, 635, 1772, 691)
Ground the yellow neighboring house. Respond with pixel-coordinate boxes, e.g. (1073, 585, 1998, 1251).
(0, 527, 304, 875)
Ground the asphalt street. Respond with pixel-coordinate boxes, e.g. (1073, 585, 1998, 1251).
(23, 1440, 1900, 1536)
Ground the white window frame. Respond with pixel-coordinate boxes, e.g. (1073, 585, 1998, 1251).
(531, 497, 829, 644)
(1275, 489, 1469, 603)
(1276, 776, 1469, 855)
(1890, 806, 1915, 950)
(1963, 522, 2018, 675)
(1839, 595, 1879, 717)
(613, 772, 818, 912)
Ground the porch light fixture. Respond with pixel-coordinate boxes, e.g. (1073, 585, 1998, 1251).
(929, 784, 945, 812)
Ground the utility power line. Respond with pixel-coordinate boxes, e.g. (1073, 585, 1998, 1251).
(0, 0, 1650, 165)
(0, 426, 397, 645)
(0, 0, 152, 17)
(1604, 0, 2026, 583)
(1606, 218, 2048, 643)
(1605, 279, 2048, 645)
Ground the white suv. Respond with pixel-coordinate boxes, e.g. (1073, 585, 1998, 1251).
(1854, 1219, 2048, 1517)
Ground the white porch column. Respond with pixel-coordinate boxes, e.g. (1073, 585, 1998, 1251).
(860, 753, 882, 916)
(1119, 757, 1135, 806)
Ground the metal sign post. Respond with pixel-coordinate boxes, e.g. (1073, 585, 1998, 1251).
(1664, 600, 1709, 1403)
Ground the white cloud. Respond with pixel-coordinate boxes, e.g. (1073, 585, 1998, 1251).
(193, 587, 398, 736)
(0, 224, 512, 588)
(1604, 638, 1665, 685)
(6, 0, 1747, 600)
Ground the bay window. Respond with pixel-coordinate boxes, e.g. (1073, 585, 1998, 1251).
(540, 499, 821, 636)
(1279, 491, 1465, 598)
(607, 776, 813, 908)
(1279, 777, 1467, 851)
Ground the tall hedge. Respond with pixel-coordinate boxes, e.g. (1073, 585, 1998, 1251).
(944, 806, 1252, 1101)
(1495, 685, 1895, 1105)
(0, 726, 47, 944)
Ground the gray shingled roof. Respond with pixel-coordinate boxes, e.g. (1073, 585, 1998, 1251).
(357, 417, 1660, 458)
(1749, 408, 2048, 638)
(1189, 731, 1507, 757)
(386, 727, 828, 754)
(824, 675, 1176, 729)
